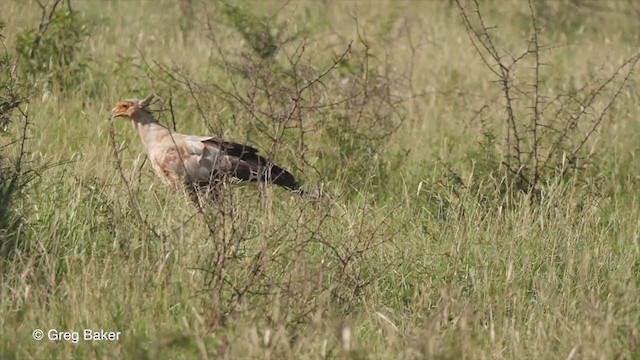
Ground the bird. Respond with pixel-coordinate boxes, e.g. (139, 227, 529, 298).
(111, 94, 308, 200)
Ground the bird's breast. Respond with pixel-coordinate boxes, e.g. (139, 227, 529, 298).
(148, 147, 190, 187)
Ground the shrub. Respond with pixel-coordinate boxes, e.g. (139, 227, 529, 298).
(15, 0, 91, 92)
(0, 20, 33, 261)
(443, 0, 640, 208)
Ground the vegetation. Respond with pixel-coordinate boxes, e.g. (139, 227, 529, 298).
(1, 0, 640, 358)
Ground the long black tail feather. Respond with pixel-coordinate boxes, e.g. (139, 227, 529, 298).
(266, 164, 324, 199)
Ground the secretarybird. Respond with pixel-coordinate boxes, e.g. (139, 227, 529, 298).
(111, 94, 308, 200)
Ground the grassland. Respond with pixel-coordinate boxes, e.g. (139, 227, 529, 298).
(1, 0, 640, 359)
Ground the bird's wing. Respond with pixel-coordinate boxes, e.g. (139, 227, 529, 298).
(165, 134, 301, 191)
(161, 135, 260, 184)
(200, 137, 264, 163)
(201, 138, 301, 190)
(200, 137, 268, 182)
(167, 135, 220, 184)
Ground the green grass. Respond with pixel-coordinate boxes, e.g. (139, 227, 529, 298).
(1, 0, 640, 359)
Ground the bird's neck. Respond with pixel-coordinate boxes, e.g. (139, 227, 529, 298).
(130, 112, 171, 151)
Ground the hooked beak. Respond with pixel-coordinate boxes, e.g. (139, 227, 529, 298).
(111, 107, 126, 118)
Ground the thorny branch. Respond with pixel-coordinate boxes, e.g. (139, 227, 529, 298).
(455, 0, 640, 196)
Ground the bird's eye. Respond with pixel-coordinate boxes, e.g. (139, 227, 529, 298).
(121, 103, 129, 109)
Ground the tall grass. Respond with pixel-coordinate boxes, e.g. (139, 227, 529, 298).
(1, 0, 639, 359)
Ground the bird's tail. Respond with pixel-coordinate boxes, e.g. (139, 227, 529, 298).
(267, 165, 323, 200)
(292, 188, 326, 201)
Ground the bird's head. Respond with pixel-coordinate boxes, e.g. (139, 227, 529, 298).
(111, 94, 155, 119)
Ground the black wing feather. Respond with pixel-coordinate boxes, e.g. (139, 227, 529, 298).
(202, 138, 302, 192)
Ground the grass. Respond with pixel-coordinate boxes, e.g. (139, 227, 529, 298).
(1, 0, 640, 359)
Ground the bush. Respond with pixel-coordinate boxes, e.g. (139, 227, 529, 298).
(444, 0, 640, 207)
(15, 0, 91, 92)
(0, 20, 33, 260)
